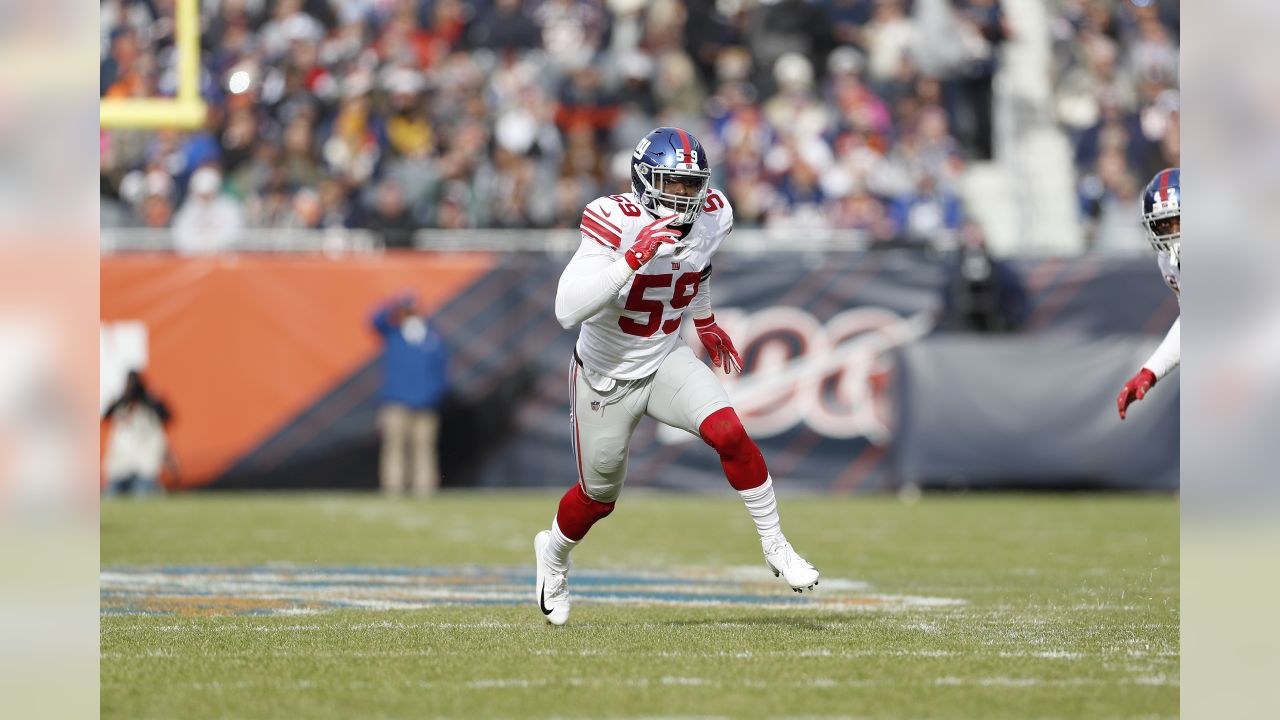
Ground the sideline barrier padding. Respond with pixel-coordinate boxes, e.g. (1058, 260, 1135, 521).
(101, 252, 494, 486)
(101, 250, 1177, 492)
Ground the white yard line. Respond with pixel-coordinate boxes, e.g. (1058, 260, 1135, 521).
(142, 673, 1175, 694)
(98, 646, 1173, 663)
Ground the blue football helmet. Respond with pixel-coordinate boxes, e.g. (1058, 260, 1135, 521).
(1141, 167, 1180, 264)
(630, 127, 711, 225)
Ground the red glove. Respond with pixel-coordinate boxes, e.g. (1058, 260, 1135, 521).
(1117, 368, 1157, 420)
(624, 214, 681, 270)
(696, 315, 744, 374)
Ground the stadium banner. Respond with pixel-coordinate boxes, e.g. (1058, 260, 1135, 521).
(100, 252, 497, 486)
(892, 334, 1178, 490)
(100, 250, 1178, 493)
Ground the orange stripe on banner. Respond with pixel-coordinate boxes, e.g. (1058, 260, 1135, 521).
(832, 445, 886, 494)
(1024, 258, 1064, 297)
(765, 254, 882, 480)
(766, 428, 824, 481)
(101, 252, 496, 487)
(1143, 294, 1180, 336)
(1023, 256, 1102, 331)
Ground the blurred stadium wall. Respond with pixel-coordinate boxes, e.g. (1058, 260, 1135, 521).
(100, 242, 1177, 493)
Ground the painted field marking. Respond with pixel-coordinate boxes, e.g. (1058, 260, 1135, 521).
(101, 565, 964, 617)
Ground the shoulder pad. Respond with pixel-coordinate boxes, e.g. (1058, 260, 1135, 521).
(580, 194, 648, 249)
(579, 197, 625, 249)
(702, 189, 734, 235)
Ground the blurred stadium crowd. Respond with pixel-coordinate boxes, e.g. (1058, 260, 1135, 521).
(1051, 0, 1179, 252)
(99, 0, 1179, 252)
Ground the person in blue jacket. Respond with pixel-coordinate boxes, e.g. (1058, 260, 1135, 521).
(372, 294, 450, 497)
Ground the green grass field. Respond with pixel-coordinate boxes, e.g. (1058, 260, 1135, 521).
(101, 492, 1178, 719)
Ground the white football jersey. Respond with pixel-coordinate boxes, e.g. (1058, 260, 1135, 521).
(1157, 250, 1180, 298)
(1141, 248, 1181, 381)
(568, 190, 733, 380)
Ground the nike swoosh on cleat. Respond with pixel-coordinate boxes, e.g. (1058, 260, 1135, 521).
(539, 584, 552, 616)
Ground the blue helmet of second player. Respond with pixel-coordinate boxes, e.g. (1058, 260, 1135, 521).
(630, 127, 711, 226)
(1141, 167, 1180, 263)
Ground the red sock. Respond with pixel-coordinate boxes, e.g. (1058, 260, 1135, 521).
(555, 483, 615, 541)
(698, 407, 768, 491)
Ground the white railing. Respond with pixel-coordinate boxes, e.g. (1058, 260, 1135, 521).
(99, 226, 1151, 258)
(100, 227, 384, 255)
(100, 226, 878, 256)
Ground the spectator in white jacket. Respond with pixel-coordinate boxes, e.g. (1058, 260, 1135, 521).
(172, 166, 245, 254)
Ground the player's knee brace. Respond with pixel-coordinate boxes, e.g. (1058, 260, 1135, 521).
(698, 408, 768, 491)
(556, 483, 616, 541)
(699, 407, 752, 459)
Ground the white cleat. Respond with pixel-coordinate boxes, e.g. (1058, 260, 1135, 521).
(763, 538, 820, 592)
(533, 531, 571, 626)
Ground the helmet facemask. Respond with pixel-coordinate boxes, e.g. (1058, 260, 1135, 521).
(636, 164, 710, 225)
(1143, 208, 1180, 268)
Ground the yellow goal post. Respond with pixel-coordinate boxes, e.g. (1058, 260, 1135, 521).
(99, 0, 207, 130)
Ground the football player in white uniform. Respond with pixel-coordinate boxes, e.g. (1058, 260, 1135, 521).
(533, 127, 820, 625)
(1118, 168, 1180, 419)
